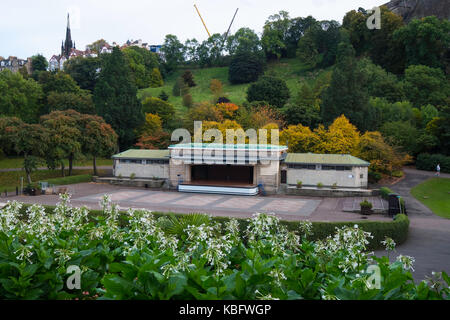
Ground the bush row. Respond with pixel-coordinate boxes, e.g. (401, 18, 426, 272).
(19, 204, 409, 250)
(416, 153, 450, 173)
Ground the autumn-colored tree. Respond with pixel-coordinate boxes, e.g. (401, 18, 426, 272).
(186, 102, 223, 123)
(243, 105, 285, 129)
(40, 111, 82, 177)
(357, 131, 410, 175)
(280, 123, 319, 153)
(210, 79, 223, 99)
(80, 114, 118, 176)
(314, 115, 360, 154)
(216, 103, 239, 120)
(142, 113, 163, 135)
(135, 131, 171, 150)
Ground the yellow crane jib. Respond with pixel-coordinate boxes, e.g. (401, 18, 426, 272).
(194, 4, 211, 38)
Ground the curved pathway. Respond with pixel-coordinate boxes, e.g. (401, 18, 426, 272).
(375, 168, 450, 282)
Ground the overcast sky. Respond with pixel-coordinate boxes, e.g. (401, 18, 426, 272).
(0, 0, 387, 60)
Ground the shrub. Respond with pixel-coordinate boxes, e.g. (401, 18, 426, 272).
(130, 173, 136, 180)
(172, 77, 184, 96)
(380, 187, 394, 199)
(391, 170, 404, 178)
(209, 79, 223, 98)
(247, 76, 290, 108)
(228, 51, 264, 84)
(141, 97, 175, 124)
(181, 70, 196, 87)
(360, 200, 373, 209)
(217, 96, 231, 104)
(369, 170, 382, 183)
(296, 181, 302, 188)
(416, 153, 450, 173)
(158, 90, 169, 101)
(317, 182, 324, 188)
(182, 93, 193, 108)
(332, 183, 338, 189)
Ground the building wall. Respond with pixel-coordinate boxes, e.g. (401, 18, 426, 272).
(255, 161, 280, 192)
(113, 160, 169, 179)
(284, 165, 368, 188)
(169, 160, 190, 187)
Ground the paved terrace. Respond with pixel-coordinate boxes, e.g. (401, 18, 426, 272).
(3, 182, 391, 222)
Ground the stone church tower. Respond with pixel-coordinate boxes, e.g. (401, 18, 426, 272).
(61, 13, 75, 58)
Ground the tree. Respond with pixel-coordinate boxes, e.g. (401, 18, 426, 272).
(358, 58, 404, 103)
(247, 76, 290, 108)
(197, 34, 225, 68)
(186, 102, 223, 123)
(321, 39, 370, 131)
(394, 16, 450, 70)
(210, 79, 223, 100)
(314, 115, 360, 155)
(403, 65, 449, 108)
(141, 97, 175, 125)
(286, 16, 317, 57)
(280, 123, 319, 153)
(38, 71, 81, 95)
(261, 11, 291, 59)
(228, 51, 264, 84)
(86, 39, 108, 54)
(81, 114, 117, 176)
(182, 70, 196, 87)
(381, 121, 419, 155)
(93, 47, 143, 150)
(282, 103, 320, 128)
(161, 34, 185, 73)
(0, 70, 44, 123)
(65, 56, 101, 91)
(123, 46, 161, 88)
(226, 28, 262, 56)
(31, 54, 48, 79)
(357, 131, 407, 175)
(47, 91, 95, 114)
(184, 38, 200, 64)
(1, 119, 50, 183)
(41, 111, 82, 176)
(182, 93, 193, 108)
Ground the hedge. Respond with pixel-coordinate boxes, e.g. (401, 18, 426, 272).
(416, 153, 450, 173)
(380, 186, 406, 214)
(18, 204, 409, 250)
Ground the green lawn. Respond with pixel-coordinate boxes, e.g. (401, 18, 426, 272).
(138, 58, 327, 117)
(0, 169, 107, 192)
(0, 157, 112, 170)
(411, 178, 450, 219)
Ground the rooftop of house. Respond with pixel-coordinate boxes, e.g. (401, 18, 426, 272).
(168, 143, 288, 151)
(285, 153, 370, 167)
(112, 149, 170, 160)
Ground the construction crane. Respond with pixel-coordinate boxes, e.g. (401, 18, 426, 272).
(194, 4, 211, 38)
(193, 4, 239, 44)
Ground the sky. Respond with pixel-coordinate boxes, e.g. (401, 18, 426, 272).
(0, 0, 388, 60)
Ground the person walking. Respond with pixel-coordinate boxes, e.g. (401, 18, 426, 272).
(436, 163, 441, 176)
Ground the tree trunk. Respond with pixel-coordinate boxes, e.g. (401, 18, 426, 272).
(61, 163, 65, 177)
(68, 154, 73, 176)
(26, 170, 32, 184)
(93, 156, 98, 176)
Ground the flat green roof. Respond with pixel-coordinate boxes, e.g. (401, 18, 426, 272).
(112, 149, 170, 160)
(169, 143, 288, 150)
(285, 153, 370, 166)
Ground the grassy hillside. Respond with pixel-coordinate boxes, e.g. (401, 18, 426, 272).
(138, 59, 328, 117)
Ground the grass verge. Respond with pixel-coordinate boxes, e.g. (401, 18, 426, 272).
(411, 178, 450, 219)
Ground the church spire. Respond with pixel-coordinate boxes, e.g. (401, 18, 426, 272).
(63, 13, 73, 58)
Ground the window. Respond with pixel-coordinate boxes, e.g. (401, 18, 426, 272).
(322, 165, 352, 171)
(146, 160, 169, 164)
(119, 159, 142, 164)
(288, 164, 316, 170)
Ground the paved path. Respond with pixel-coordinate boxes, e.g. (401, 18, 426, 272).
(375, 168, 450, 282)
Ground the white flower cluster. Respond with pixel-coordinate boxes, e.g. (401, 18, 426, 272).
(316, 225, 373, 273)
(396, 254, 415, 272)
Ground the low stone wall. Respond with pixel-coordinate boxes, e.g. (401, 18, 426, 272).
(283, 186, 379, 198)
(93, 176, 169, 189)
